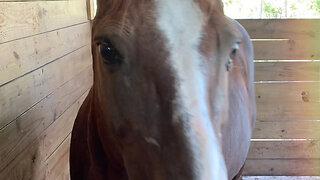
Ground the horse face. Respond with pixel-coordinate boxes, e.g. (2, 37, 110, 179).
(92, 0, 241, 179)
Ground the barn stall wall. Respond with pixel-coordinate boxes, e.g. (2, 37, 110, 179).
(239, 19, 320, 176)
(0, 0, 92, 179)
(1, 1, 319, 178)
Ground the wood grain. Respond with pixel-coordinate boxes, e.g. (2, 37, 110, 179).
(0, 0, 49, 1)
(255, 82, 320, 103)
(44, 135, 71, 180)
(0, 1, 88, 43)
(0, 67, 92, 172)
(238, 19, 320, 40)
(257, 102, 320, 121)
(255, 62, 320, 81)
(248, 140, 320, 159)
(243, 176, 320, 180)
(0, 89, 89, 180)
(0, 45, 92, 129)
(253, 40, 320, 60)
(244, 159, 320, 176)
(0, 22, 91, 86)
(253, 121, 320, 139)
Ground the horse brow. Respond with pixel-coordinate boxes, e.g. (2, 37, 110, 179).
(94, 21, 133, 39)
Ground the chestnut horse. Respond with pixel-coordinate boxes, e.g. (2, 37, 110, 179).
(70, 0, 256, 179)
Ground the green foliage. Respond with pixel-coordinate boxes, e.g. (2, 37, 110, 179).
(311, 0, 320, 13)
(264, 3, 275, 14)
(263, 2, 283, 18)
(223, 0, 234, 6)
(222, 0, 320, 18)
(290, 4, 297, 11)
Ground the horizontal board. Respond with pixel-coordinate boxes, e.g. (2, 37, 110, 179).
(0, 90, 88, 179)
(44, 135, 71, 180)
(255, 82, 320, 103)
(255, 62, 320, 81)
(0, 46, 92, 129)
(0, 0, 87, 1)
(0, 22, 91, 86)
(243, 176, 320, 180)
(244, 159, 320, 176)
(0, 67, 92, 172)
(0, 1, 87, 43)
(253, 40, 320, 60)
(253, 121, 320, 139)
(257, 102, 320, 121)
(238, 19, 320, 40)
(248, 140, 320, 159)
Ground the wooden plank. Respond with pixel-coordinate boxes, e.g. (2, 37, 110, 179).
(253, 121, 320, 139)
(257, 102, 320, 121)
(0, 0, 87, 1)
(253, 40, 320, 60)
(243, 176, 320, 180)
(0, 22, 91, 86)
(244, 159, 320, 176)
(44, 135, 71, 180)
(0, 90, 88, 180)
(0, 1, 88, 43)
(255, 82, 320, 103)
(255, 62, 320, 81)
(0, 67, 92, 172)
(237, 19, 320, 40)
(248, 140, 320, 159)
(0, 45, 92, 129)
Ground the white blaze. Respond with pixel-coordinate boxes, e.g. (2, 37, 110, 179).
(155, 0, 228, 179)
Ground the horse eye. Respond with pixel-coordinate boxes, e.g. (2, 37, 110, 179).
(226, 43, 240, 72)
(231, 43, 239, 56)
(231, 48, 237, 56)
(226, 58, 233, 72)
(98, 41, 122, 64)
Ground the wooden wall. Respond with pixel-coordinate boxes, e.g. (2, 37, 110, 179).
(0, 0, 93, 179)
(239, 19, 320, 176)
(1, 3, 318, 178)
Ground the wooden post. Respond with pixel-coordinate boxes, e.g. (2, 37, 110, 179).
(86, 0, 96, 20)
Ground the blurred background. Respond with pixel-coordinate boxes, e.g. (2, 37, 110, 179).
(222, 0, 320, 19)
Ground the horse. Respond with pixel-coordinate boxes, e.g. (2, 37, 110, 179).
(70, 0, 256, 179)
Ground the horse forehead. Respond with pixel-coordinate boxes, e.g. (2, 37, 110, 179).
(154, 0, 205, 40)
(154, 0, 208, 110)
(94, 0, 214, 38)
